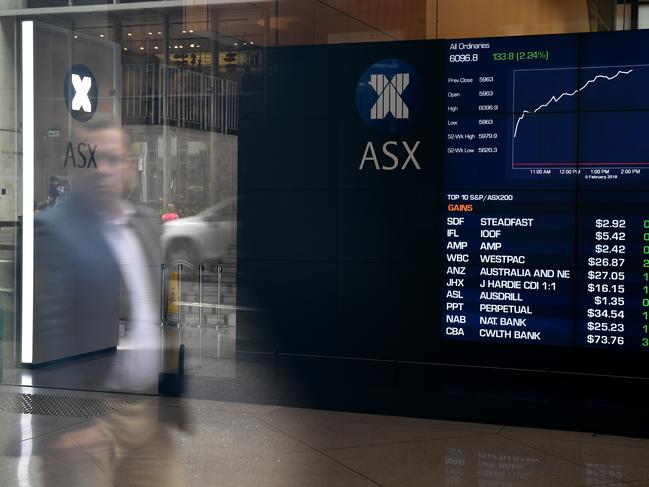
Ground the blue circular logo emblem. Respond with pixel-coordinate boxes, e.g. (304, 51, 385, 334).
(355, 59, 423, 134)
(63, 64, 99, 123)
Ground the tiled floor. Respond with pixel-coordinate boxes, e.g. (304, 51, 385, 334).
(0, 384, 648, 487)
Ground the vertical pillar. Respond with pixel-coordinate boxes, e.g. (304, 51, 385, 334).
(0, 15, 20, 222)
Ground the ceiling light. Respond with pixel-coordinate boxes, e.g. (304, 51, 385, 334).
(233, 42, 238, 46)
(127, 32, 132, 36)
(174, 45, 178, 48)
(99, 34, 104, 38)
(250, 41, 254, 45)
(123, 47, 128, 51)
(190, 43, 195, 48)
(189, 30, 194, 33)
(179, 45, 183, 48)
(196, 44, 200, 48)
(182, 30, 187, 34)
(154, 46, 159, 50)
(158, 31, 162, 35)
(148, 32, 153, 35)
(140, 46, 144, 50)
(74, 35, 78, 39)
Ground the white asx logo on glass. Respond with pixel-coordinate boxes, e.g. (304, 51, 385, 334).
(71, 74, 92, 113)
(368, 73, 410, 120)
(64, 64, 98, 122)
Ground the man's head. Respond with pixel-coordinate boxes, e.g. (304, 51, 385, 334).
(69, 116, 137, 213)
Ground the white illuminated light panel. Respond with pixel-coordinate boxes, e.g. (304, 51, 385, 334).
(21, 20, 34, 364)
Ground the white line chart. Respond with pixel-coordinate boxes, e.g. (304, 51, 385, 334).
(513, 69, 634, 139)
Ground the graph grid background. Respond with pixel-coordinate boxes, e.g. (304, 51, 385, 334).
(511, 64, 649, 169)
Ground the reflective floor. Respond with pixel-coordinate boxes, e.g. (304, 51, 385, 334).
(0, 384, 648, 486)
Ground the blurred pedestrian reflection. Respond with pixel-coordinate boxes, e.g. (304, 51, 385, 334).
(48, 403, 184, 487)
(32, 117, 186, 486)
(34, 117, 162, 389)
(162, 203, 179, 223)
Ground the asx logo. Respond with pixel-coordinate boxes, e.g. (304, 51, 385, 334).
(63, 65, 98, 122)
(355, 59, 423, 170)
(368, 72, 410, 120)
(355, 58, 422, 134)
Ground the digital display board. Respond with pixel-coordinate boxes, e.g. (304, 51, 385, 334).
(443, 31, 649, 351)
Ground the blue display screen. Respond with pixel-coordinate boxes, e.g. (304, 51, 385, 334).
(443, 31, 649, 351)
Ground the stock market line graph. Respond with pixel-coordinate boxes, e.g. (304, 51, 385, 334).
(512, 64, 649, 170)
(513, 68, 633, 139)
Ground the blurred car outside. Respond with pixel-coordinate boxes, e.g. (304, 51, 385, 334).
(161, 198, 236, 266)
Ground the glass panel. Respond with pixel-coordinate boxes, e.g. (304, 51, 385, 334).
(438, 0, 590, 38)
(0, 0, 644, 396)
(640, 4, 649, 29)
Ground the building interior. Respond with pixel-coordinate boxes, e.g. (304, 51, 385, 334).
(0, 1, 649, 486)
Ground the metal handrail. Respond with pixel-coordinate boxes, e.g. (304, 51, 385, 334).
(121, 63, 239, 134)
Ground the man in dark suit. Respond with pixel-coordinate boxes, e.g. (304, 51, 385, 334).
(33, 120, 185, 486)
(33, 119, 164, 392)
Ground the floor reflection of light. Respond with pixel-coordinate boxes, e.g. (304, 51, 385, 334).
(477, 451, 539, 486)
(21, 372, 33, 387)
(18, 415, 33, 487)
(586, 463, 623, 483)
(444, 447, 465, 485)
(445, 448, 543, 487)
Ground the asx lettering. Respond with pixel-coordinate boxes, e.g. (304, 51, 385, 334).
(64, 142, 97, 169)
(359, 141, 421, 170)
